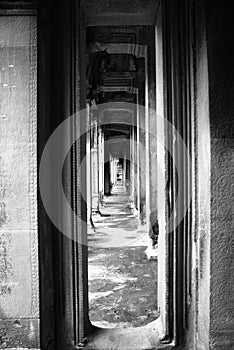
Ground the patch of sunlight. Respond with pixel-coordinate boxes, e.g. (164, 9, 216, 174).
(91, 320, 130, 328)
(88, 253, 107, 262)
(89, 290, 114, 302)
(88, 264, 138, 284)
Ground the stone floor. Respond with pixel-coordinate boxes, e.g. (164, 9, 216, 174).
(88, 186, 159, 328)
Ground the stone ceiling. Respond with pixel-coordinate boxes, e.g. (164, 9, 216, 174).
(82, 0, 160, 26)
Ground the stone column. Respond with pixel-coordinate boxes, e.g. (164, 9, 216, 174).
(104, 162, 111, 195)
(130, 126, 135, 202)
(139, 97, 146, 225)
(91, 116, 99, 213)
(114, 158, 118, 185)
(110, 155, 114, 185)
(145, 47, 150, 231)
(39, 0, 89, 345)
(134, 122, 138, 209)
(147, 27, 157, 234)
(98, 126, 104, 206)
(136, 95, 141, 216)
(86, 104, 92, 224)
(144, 27, 159, 258)
(155, 2, 166, 330)
(123, 153, 127, 188)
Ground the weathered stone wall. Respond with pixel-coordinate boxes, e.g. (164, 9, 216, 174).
(0, 16, 39, 348)
(194, 0, 211, 347)
(206, 0, 234, 348)
(186, 1, 234, 348)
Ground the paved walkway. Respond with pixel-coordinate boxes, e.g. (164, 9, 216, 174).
(89, 187, 147, 249)
(88, 186, 159, 328)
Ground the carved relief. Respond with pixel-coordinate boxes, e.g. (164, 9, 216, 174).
(0, 233, 13, 295)
(0, 16, 39, 319)
(28, 17, 39, 317)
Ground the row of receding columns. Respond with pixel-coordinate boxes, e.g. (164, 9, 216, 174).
(87, 114, 156, 237)
(87, 121, 141, 221)
(128, 30, 157, 237)
(86, 37, 157, 244)
(87, 107, 132, 220)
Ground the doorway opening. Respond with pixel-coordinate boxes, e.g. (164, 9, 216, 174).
(35, 0, 197, 348)
(86, 26, 160, 329)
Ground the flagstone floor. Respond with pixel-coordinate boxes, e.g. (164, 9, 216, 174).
(88, 186, 159, 328)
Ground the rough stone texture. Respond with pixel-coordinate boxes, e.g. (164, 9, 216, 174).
(0, 17, 39, 348)
(195, 2, 211, 347)
(206, 0, 234, 348)
(82, 0, 159, 26)
(0, 319, 39, 349)
(87, 26, 149, 46)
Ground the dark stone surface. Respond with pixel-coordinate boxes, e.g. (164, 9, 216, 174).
(207, 0, 234, 347)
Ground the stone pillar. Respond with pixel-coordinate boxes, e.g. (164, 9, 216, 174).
(91, 116, 99, 213)
(136, 95, 141, 216)
(123, 153, 127, 188)
(98, 126, 104, 206)
(86, 104, 92, 224)
(130, 126, 135, 202)
(110, 155, 114, 185)
(38, 0, 89, 346)
(114, 158, 118, 185)
(102, 133, 105, 195)
(126, 159, 131, 195)
(139, 111, 146, 224)
(155, 2, 166, 329)
(145, 47, 150, 231)
(104, 162, 111, 195)
(147, 27, 157, 234)
(134, 122, 138, 209)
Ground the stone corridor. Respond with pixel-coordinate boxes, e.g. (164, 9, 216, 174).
(88, 186, 159, 328)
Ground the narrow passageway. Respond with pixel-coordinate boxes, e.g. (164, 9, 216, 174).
(89, 185, 141, 248)
(88, 185, 159, 328)
(86, 23, 160, 332)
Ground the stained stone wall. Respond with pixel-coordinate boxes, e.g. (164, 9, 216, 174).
(206, 0, 234, 348)
(187, 0, 234, 348)
(0, 16, 39, 348)
(194, 1, 211, 347)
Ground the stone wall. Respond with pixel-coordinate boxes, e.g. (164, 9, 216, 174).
(194, 0, 211, 347)
(206, 0, 234, 348)
(0, 16, 39, 348)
